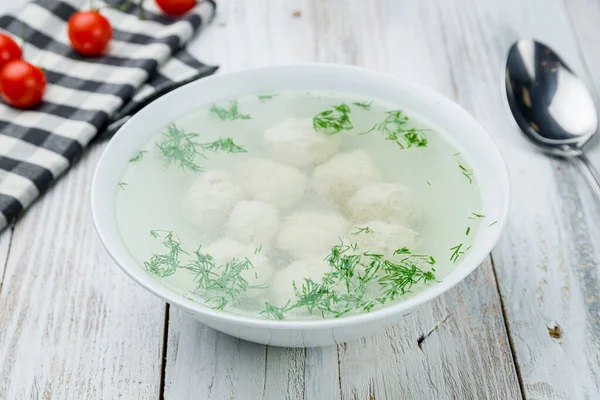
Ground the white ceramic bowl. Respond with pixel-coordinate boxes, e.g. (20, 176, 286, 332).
(92, 64, 509, 347)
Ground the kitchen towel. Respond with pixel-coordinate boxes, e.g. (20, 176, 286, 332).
(0, 0, 218, 231)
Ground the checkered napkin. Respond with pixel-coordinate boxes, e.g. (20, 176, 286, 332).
(0, 0, 217, 231)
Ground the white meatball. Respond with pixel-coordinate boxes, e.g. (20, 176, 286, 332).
(235, 158, 308, 210)
(277, 211, 350, 259)
(203, 238, 273, 288)
(225, 200, 280, 247)
(313, 150, 382, 205)
(181, 170, 243, 230)
(268, 257, 329, 304)
(263, 118, 341, 168)
(348, 220, 417, 259)
(346, 182, 419, 224)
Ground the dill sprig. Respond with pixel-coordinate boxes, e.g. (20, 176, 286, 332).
(157, 124, 205, 171)
(210, 100, 251, 121)
(353, 101, 372, 110)
(313, 104, 354, 135)
(351, 226, 374, 235)
(258, 94, 278, 101)
(144, 230, 188, 278)
(466, 227, 471, 235)
(459, 164, 473, 184)
(261, 301, 290, 319)
(184, 248, 256, 310)
(156, 124, 247, 171)
(489, 221, 498, 227)
(118, 182, 128, 190)
(471, 212, 485, 218)
(362, 110, 427, 149)
(129, 150, 147, 163)
(449, 243, 464, 263)
(263, 240, 437, 320)
(201, 138, 247, 154)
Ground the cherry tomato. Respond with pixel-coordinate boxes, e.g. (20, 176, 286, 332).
(0, 34, 22, 70)
(67, 11, 112, 56)
(155, 0, 197, 16)
(0, 60, 46, 108)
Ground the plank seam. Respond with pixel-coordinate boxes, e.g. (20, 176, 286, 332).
(159, 303, 170, 400)
(490, 253, 525, 399)
(0, 224, 15, 294)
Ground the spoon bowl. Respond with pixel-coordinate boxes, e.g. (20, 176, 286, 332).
(505, 39, 600, 198)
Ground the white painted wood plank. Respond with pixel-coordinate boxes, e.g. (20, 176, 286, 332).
(430, 0, 600, 397)
(167, 1, 520, 399)
(0, 144, 166, 399)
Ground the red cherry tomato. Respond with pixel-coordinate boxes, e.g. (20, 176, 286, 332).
(0, 34, 22, 70)
(67, 11, 112, 56)
(0, 60, 46, 109)
(155, 0, 197, 16)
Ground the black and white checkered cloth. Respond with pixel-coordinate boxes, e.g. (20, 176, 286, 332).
(0, 0, 217, 231)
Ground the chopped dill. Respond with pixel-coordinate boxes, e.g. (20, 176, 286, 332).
(459, 164, 473, 184)
(351, 226, 374, 235)
(144, 230, 187, 277)
(353, 100, 372, 110)
(471, 212, 485, 218)
(257, 94, 278, 101)
(261, 301, 290, 320)
(489, 221, 498, 227)
(157, 124, 205, 171)
(129, 150, 147, 163)
(426, 180, 432, 186)
(466, 227, 471, 235)
(362, 110, 427, 149)
(201, 137, 247, 154)
(262, 239, 437, 319)
(254, 245, 262, 254)
(453, 152, 461, 156)
(313, 103, 354, 135)
(156, 124, 246, 171)
(118, 182, 128, 190)
(449, 243, 464, 263)
(184, 249, 257, 310)
(210, 100, 251, 121)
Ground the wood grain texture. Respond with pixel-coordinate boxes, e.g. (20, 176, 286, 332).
(432, 0, 600, 398)
(165, 1, 520, 399)
(0, 228, 13, 286)
(0, 143, 166, 399)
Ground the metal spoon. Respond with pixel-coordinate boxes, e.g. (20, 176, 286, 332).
(505, 39, 600, 201)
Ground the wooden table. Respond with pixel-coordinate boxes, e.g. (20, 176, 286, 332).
(2, 0, 600, 398)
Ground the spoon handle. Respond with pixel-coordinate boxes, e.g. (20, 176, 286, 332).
(572, 153, 600, 202)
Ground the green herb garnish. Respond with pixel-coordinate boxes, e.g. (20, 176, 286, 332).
(156, 124, 246, 171)
(261, 301, 290, 320)
(201, 137, 247, 154)
(489, 221, 498, 227)
(118, 182, 128, 190)
(353, 101, 372, 110)
(145, 230, 187, 277)
(313, 103, 354, 135)
(471, 212, 485, 218)
(184, 249, 258, 310)
(459, 164, 473, 184)
(466, 227, 471, 235)
(449, 243, 464, 263)
(129, 150, 147, 163)
(351, 226, 374, 235)
(210, 100, 251, 121)
(426, 180, 432, 186)
(258, 94, 278, 101)
(362, 110, 427, 149)
(254, 245, 262, 254)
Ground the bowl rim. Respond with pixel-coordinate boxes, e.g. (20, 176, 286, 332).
(92, 62, 510, 330)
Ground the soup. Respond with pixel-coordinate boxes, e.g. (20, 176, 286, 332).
(115, 91, 488, 320)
